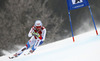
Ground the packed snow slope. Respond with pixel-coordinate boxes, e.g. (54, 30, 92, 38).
(0, 29, 100, 61)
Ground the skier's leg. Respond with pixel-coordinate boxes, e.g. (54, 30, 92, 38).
(13, 41, 31, 57)
(13, 36, 35, 57)
(30, 39, 41, 53)
(14, 46, 27, 57)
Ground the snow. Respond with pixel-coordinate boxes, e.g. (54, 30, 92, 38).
(0, 29, 100, 61)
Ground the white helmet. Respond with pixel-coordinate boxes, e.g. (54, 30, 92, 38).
(34, 20, 42, 30)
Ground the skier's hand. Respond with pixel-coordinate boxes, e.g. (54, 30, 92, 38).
(32, 32, 40, 37)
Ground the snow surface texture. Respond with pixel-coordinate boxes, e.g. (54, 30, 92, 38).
(0, 29, 100, 61)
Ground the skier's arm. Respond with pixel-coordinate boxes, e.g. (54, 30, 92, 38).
(42, 28, 46, 41)
(28, 28, 34, 37)
(32, 28, 46, 40)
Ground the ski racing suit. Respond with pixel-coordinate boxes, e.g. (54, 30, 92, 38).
(26, 26, 46, 50)
(16, 26, 46, 56)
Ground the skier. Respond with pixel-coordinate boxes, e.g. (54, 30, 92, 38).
(9, 20, 46, 59)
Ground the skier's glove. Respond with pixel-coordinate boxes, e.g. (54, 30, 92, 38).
(32, 32, 40, 37)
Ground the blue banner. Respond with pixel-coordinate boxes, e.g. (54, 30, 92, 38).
(67, 0, 89, 10)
